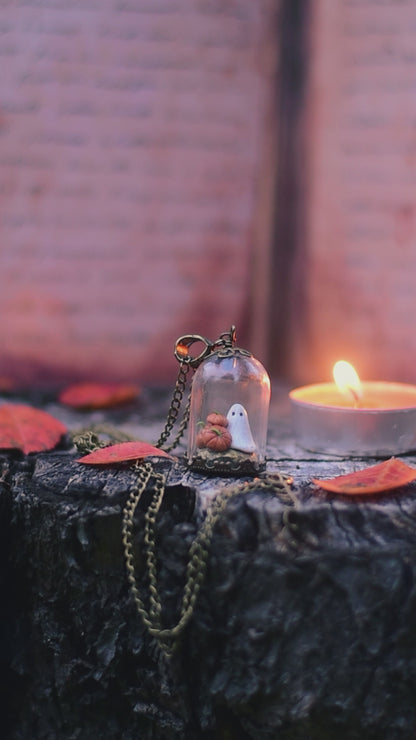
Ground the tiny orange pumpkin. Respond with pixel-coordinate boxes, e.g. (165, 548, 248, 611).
(206, 412, 229, 427)
(196, 424, 232, 452)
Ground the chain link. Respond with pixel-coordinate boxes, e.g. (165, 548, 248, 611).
(72, 424, 137, 456)
(143, 471, 166, 629)
(120, 465, 298, 659)
(155, 362, 191, 452)
(72, 389, 299, 660)
(121, 461, 157, 635)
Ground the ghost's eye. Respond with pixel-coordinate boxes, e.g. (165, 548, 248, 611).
(232, 411, 235, 416)
(239, 412, 243, 416)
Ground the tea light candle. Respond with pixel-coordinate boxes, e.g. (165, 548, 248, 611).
(289, 362, 416, 456)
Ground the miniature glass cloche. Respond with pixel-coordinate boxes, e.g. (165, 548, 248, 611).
(176, 327, 270, 475)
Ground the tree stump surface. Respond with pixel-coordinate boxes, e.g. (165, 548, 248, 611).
(2, 385, 416, 739)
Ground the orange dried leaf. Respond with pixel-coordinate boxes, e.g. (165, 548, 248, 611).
(77, 441, 173, 465)
(312, 457, 416, 495)
(59, 382, 139, 409)
(0, 403, 67, 454)
(0, 376, 15, 391)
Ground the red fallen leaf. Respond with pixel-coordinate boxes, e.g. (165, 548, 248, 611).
(59, 382, 139, 409)
(0, 403, 67, 454)
(0, 376, 15, 391)
(312, 457, 416, 496)
(77, 441, 173, 465)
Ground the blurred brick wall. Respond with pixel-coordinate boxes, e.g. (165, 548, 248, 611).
(0, 0, 278, 385)
(290, 0, 416, 385)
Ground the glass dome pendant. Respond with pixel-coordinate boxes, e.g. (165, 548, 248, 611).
(174, 326, 271, 476)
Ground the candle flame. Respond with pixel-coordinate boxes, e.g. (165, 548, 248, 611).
(333, 361, 363, 405)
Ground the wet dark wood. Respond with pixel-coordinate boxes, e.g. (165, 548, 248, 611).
(2, 384, 416, 739)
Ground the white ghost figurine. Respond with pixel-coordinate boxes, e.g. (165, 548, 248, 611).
(226, 403, 256, 453)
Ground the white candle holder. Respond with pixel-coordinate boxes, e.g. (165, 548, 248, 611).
(289, 381, 416, 456)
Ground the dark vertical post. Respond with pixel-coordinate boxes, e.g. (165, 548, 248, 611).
(268, 0, 311, 379)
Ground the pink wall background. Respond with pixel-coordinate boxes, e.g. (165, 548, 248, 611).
(291, 0, 416, 385)
(0, 0, 277, 385)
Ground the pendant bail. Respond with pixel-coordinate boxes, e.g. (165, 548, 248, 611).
(174, 325, 237, 369)
(174, 334, 213, 368)
(212, 325, 236, 351)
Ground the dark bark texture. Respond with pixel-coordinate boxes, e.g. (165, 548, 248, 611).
(2, 439, 416, 739)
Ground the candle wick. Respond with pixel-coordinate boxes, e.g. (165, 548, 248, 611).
(348, 386, 361, 408)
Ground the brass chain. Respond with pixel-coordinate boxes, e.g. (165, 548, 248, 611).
(72, 374, 299, 659)
(72, 424, 137, 455)
(121, 461, 156, 636)
(121, 463, 298, 659)
(155, 361, 191, 451)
